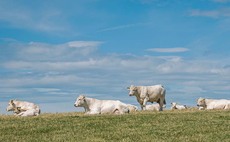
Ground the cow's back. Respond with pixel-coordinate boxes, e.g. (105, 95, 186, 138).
(145, 85, 165, 100)
(16, 101, 40, 112)
(207, 99, 230, 110)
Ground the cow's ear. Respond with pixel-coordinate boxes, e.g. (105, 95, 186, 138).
(10, 100, 14, 104)
(200, 98, 205, 101)
(127, 87, 130, 90)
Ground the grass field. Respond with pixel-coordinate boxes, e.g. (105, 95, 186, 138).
(0, 109, 229, 142)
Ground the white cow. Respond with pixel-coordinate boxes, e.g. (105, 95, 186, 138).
(74, 95, 130, 115)
(145, 104, 161, 111)
(171, 102, 187, 110)
(6, 100, 40, 116)
(127, 84, 166, 111)
(197, 98, 230, 110)
(14, 107, 38, 117)
(126, 104, 138, 112)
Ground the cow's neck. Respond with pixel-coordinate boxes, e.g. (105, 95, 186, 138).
(204, 99, 213, 106)
(84, 97, 95, 112)
(13, 101, 21, 106)
(135, 86, 143, 102)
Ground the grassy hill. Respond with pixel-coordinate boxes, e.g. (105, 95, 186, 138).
(0, 110, 229, 142)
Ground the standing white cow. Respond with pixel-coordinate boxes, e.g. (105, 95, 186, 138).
(74, 95, 129, 115)
(6, 100, 40, 116)
(127, 85, 166, 111)
(197, 98, 230, 110)
(171, 102, 187, 110)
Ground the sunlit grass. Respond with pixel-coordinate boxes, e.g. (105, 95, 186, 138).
(0, 110, 229, 142)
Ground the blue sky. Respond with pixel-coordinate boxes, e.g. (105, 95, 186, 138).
(0, 0, 230, 113)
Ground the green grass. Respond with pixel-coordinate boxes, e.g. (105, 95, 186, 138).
(0, 110, 229, 142)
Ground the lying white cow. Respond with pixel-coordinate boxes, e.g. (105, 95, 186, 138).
(171, 102, 187, 110)
(197, 98, 230, 110)
(14, 107, 38, 117)
(127, 84, 166, 111)
(74, 95, 129, 115)
(145, 104, 161, 111)
(6, 100, 40, 116)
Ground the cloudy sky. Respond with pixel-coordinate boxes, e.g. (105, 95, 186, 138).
(0, 0, 230, 114)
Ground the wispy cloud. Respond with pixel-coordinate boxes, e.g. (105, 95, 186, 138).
(98, 22, 152, 32)
(0, 1, 71, 34)
(213, 0, 230, 3)
(147, 47, 189, 53)
(189, 8, 230, 18)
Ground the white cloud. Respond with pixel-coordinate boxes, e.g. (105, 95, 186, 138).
(213, 0, 230, 3)
(98, 22, 152, 32)
(147, 47, 189, 53)
(189, 8, 230, 18)
(68, 41, 102, 48)
(0, 1, 71, 34)
(3, 40, 102, 61)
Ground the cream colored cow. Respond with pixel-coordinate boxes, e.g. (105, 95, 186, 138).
(74, 95, 129, 115)
(127, 84, 166, 111)
(6, 100, 40, 116)
(197, 98, 230, 110)
(145, 104, 161, 111)
(171, 102, 187, 110)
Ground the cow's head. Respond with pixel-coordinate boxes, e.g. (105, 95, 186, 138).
(6, 100, 16, 111)
(197, 98, 206, 108)
(127, 85, 137, 96)
(74, 95, 86, 107)
(171, 102, 177, 109)
(14, 107, 22, 114)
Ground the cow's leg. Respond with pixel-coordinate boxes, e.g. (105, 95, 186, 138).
(159, 98, 164, 111)
(142, 97, 149, 110)
(85, 111, 100, 115)
(113, 106, 129, 115)
(17, 111, 26, 116)
(140, 105, 144, 110)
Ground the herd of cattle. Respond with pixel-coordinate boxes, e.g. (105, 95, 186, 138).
(4, 84, 230, 116)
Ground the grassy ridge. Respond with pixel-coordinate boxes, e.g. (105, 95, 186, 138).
(0, 110, 229, 142)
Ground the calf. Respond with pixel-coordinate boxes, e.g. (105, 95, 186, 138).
(171, 102, 187, 110)
(145, 104, 162, 111)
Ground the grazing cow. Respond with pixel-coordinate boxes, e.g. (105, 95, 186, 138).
(127, 85, 166, 111)
(171, 102, 187, 110)
(145, 104, 161, 111)
(74, 95, 129, 115)
(126, 104, 138, 112)
(6, 100, 40, 116)
(197, 98, 230, 110)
